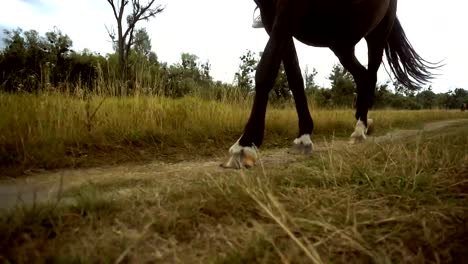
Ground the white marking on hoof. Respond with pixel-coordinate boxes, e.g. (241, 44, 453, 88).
(289, 134, 313, 154)
(221, 141, 258, 169)
(350, 119, 367, 144)
(293, 134, 313, 145)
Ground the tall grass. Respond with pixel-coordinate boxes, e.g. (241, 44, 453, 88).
(1, 121, 467, 263)
(0, 91, 466, 176)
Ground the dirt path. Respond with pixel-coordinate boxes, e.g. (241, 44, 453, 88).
(1, 118, 467, 211)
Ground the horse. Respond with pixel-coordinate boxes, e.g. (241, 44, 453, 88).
(462, 103, 467, 112)
(222, 0, 439, 169)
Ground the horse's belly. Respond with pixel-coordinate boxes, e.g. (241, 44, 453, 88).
(291, 0, 390, 47)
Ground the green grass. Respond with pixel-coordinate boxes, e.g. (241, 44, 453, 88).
(0, 121, 467, 263)
(0, 92, 466, 177)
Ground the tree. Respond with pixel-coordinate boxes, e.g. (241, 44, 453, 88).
(304, 66, 318, 91)
(44, 27, 73, 85)
(148, 51, 158, 65)
(45, 27, 72, 60)
(415, 86, 436, 109)
(106, 0, 164, 90)
(162, 52, 212, 97)
(451, 88, 468, 109)
(303, 66, 329, 106)
(200, 60, 211, 81)
(133, 27, 152, 57)
(181, 53, 198, 71)
(328, 64, 355, 107)
(0, 27, 100, 93)
(234, 50, 257, 95)
(271, 63, 290, 102)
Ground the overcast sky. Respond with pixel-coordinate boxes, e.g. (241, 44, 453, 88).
(1, 0, 467, 93)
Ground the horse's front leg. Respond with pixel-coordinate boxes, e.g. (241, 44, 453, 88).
(282, 39, 314, 154)
(222, 15, 290, 169)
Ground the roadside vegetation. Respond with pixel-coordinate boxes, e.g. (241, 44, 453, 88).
(1, 91, 466, 177)
(1, 122, 467, 263)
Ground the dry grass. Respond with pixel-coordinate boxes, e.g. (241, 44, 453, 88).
(0, 92, 466, 177)
(1, 123, 467, 263)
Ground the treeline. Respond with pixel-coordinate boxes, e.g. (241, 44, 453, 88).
(0, 27, 233, 99)
(309, 64, 468, 110)
(234, 50, 468, 110)
(1, 27, 467, 109)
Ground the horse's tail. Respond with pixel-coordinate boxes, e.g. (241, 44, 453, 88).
(384, 18, 441, 90)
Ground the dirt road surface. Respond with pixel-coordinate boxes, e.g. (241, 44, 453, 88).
(1, 119, 467, 211)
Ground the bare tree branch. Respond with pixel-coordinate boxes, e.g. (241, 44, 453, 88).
(106, 0, 120, 21)
(123, 0, 164, 40)
(119, 0, 129, 23)
(105, 0, 164, 94)
(105, 24, 116, 41)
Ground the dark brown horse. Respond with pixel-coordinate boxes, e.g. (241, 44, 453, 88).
(222, 0, 439, 169)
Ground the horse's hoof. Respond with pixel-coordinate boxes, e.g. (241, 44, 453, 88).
(288, 134, 313, 155)
(349, 119, 369, 144)
(220, 142, 258, 169)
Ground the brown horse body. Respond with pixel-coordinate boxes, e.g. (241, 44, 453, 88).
(257, 0, 391, 47)
(222, 0, 438, 169)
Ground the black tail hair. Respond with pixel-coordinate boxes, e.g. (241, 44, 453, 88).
(384, 18, 442, 90)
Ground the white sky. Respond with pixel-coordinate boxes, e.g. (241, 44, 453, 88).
(1, 0, 467, 93)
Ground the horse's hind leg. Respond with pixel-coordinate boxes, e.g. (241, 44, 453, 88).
(283, 39, 314, 154)
(331, 46, 371, 143)
(359, 4, 396, 138)
(332, 3, 395, 144)
(359, 36, 388, 139)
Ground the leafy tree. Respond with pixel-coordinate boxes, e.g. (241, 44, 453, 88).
(303, 66, 323, 105)
(66, 51, 106, 92)
(133, 28, 151, 57)
(1, 28, 49, 91)
(148, 51, 158, 65)
(200, 60, 212, 82)
(271, 63, 291, 102)
(316, 88, 333, 107)
(234, 50, 257, 95)
(162, 53, 213, 97)
(328, 64, 355, 107)
(415, 86, 436, 109)
(0, 27, 102, 93)
(373, 82, 392, 108)
(304, 66, 318, 91)
(45, 27, 72, 60)
(181, 53, 198, 72)
(44, 27, 73, 86)
(446, 88, 468, 109)
(234, 50, 291, 101)
(394, 80, 418, 97)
